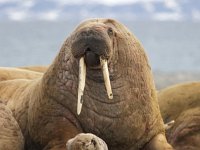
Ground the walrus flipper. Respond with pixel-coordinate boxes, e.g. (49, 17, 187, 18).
(0, 101, 24, 150)
(143, 134, 174, 150)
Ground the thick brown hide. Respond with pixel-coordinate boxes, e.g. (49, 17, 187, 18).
(0, 101, 24, 150)
(0, 67, 43, 82)
(158, 82, 200, 150)
(18, 66, 48, 73)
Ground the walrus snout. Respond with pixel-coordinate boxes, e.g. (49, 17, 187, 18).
(71, 27, 112, 63)
(73, 24, 114, 114)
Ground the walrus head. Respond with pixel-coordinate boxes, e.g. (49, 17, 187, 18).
(62, 18, 154, 116)
(71, 21, 114, 67)
(70, 19, 119, 114)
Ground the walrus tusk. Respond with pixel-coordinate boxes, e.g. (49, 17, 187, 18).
(100, 57, 113, 99)
(77, 57, 86, 115)
(164, 120, 175, 130)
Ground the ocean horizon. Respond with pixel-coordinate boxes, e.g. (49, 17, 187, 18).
(0, 20, 200, 89)
(0, 20, 200, 73)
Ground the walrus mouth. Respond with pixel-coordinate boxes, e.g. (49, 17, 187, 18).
(77, 56, 113, 115)
(84, 48, 101, 69)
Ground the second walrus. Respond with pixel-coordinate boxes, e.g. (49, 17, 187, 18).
(158, 82, 200, 150)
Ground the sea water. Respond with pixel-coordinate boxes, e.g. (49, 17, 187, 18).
(0, 21, 200, 72)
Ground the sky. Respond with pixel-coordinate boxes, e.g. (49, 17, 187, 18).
(0, 0, 199, 21)
(0, 0, 178, 6)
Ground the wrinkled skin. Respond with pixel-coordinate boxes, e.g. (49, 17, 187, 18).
(158, 82, 200, 150)
(0, 18, 172, 150)
(0, 101, 24, 150)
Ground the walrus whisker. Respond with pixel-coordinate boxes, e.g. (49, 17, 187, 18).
(77, 57, 86, 115)
(100, 57, 113, 99)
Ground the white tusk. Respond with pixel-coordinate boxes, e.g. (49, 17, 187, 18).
(77, 57, 86, 115)
(164, 120, 175, 130)
(100, 57, 113, 99)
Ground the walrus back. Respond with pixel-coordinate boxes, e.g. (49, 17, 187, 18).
(158, 82, 200, 122)
(0, 67, 43, 82)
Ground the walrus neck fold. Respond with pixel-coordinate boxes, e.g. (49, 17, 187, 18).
(41, 38, 79, 102)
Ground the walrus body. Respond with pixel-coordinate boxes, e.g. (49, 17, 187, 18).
(18, 66, 48, 73)
(158, 82, 200, 150)
(0, 19, 172, 150)
(0, 67, 43, 81)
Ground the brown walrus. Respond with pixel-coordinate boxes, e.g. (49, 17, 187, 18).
(18, 66, 48, 73)
(0, 18, 173, 150)
(158, 82, 200, 150)
(0, 67, 43, 81)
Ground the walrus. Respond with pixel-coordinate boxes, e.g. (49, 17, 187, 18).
(18, 66, 48, 73)
(0, 18, 173, 150)
(158, 82, 200, 150)
(0, 67, 43, 81)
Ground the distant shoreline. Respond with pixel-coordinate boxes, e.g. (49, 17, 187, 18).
(154, 71, 200, 90)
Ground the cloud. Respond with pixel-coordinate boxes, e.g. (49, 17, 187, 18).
(192, 9, 200, 21)
(49, 0, 163, 6)
(38, 10, 60, 21)
(0, 0, 199, 22)
(143, 2, 155, 13)
(153, 12, 182, 21)
(0, 0, 19, 4)
(22, 0, 34, 8)
(7, 10, 27, 21)
(164, 0, 181, 11)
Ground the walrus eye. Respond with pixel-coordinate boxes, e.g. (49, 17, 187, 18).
(107, 27, 113, 36)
